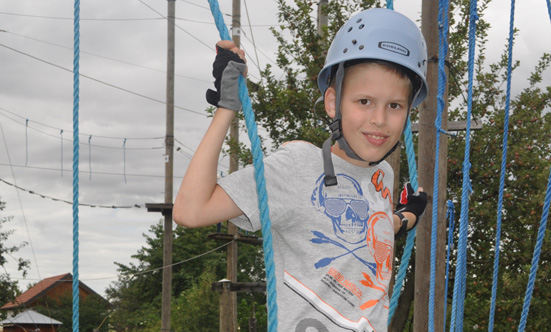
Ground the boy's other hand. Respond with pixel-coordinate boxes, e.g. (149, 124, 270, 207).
(206, 41, 247, 111)
(396, 183, 427, 229)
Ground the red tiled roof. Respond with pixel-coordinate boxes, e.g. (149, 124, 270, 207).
(1, 273, 72, 309)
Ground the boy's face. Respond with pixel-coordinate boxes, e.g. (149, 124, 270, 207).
(325, 62, 411, 165)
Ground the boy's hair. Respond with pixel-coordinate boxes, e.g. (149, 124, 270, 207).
(328, 59, 422, 109)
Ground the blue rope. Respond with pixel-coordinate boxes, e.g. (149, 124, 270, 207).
(449, 2, 478, 331)
(207, 1, 278, 331)
(517, 164, 551, 331)
(72, 0, 80, 331)
(443, 200, 456, 332)
(488, 1, 515, 331)
(388, 118, 418, 322)
(429, 0, 450, 330)
(386, 0, 394, 10)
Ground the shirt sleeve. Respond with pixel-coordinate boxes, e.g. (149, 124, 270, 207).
(217, 144, 297, 232)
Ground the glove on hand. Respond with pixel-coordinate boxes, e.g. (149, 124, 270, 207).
(396, 182, 428, 230)
(206, 45, 247, 111)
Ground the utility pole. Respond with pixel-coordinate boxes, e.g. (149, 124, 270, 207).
(415, 0, 448, 331)
(161, 0, 175, 331)
(317, 0, 328, 36)
(222, 0, 241, 331)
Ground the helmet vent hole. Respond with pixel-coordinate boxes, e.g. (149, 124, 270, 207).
(359, 24, 365, 29)
(343, 48, 348, 53)
(347, 27, 353, 33)
(352, 39, 357, 45)
(356, 18, 362, 23)
(359, 45, 364, 50)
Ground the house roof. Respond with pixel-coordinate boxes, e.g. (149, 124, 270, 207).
(0, 309, 62, 325)
(1, 273, 103, 310)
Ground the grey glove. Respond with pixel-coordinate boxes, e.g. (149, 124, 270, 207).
(206, 45, 247, 111)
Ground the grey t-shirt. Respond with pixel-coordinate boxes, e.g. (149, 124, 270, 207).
(218, 141, 395, 332)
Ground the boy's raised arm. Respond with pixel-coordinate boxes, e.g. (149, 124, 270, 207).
(173, 41, 247, 228)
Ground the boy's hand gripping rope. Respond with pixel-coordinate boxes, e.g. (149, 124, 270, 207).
(207, 1, 278, 331)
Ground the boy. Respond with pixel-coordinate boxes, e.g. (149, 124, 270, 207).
(174, 8, 428, 332)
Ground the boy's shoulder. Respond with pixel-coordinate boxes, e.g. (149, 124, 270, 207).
(281, 140, 315, 148)
(275, 140, 321, 166)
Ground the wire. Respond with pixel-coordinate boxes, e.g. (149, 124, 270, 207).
(137, 0, 214, 50)
(0, 42, 208, 116)
(1, 30, 212, 84)
(11, 240, 235, 283)
(0, 178, 143, 209)
(0, 120, 44, 306)
(0, 11, 163, 21)
(0, 109, 166, 150)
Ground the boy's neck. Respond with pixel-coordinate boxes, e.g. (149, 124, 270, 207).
(331, 142, 375, 168)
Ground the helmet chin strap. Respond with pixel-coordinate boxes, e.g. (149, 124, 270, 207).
(322, 63, 403, 187)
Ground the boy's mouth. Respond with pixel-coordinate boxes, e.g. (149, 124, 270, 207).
(364, 132, 388, 146)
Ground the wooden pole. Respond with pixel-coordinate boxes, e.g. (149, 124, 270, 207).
(415, 0, 449, 331)
(223, 0, 241, 331)
(161, 0, 175, 331)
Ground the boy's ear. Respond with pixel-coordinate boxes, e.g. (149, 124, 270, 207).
(324, 87, 337, 119)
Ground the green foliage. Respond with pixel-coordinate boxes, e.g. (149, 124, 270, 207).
(33, 293, 110, 332)
(106, 223, 266, 331)
(0, 198, 30, 318)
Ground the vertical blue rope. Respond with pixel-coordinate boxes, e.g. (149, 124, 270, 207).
(72, 0, 80, 331)
(517, 164, 551, 331)
(449, 2, 478, 331)
(429, 0, 450, 330)
(388, 118, 418, 322)
(207, 1, 278, 331)
(386, 0, 394, 10)
(488, 1, 515, 331)
(443, 200, 456, 332)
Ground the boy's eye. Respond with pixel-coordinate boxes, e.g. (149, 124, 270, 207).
(389, 103, 402, 110)
(359, 99, 371, 106)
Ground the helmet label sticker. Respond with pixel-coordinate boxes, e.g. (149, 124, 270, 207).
(378, 41, 410, 56)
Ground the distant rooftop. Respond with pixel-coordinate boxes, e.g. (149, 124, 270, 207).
(0, 309, 62, 325)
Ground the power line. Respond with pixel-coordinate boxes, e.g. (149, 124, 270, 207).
(137, 0, 213, 50)
(2, 30, 212, 84)
(0, 107, 166, 149)
(0, 42, 208, 116)
(0, 163, 174, 179)
(0, 10, 276, 26)
(0, 11, 164, 21)
(10, 240, 234, 283)
(0, 178, 143, 209)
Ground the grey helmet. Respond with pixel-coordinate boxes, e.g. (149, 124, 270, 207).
(319, 8, 428, 186)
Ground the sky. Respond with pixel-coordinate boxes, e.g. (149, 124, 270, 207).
(0, 0, 549, 299)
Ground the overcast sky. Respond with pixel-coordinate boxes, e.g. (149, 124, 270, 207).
(1, 0, 549, 299)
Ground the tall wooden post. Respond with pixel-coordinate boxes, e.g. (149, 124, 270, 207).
(161, 1, 176, 331)
(415, 0, 449, 331)
(223, 0, 241, 331)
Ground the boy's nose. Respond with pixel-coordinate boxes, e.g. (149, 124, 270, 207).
(369, 106, 387, 127)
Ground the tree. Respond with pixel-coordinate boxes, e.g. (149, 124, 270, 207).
(106, 222, 266, 331)
(0, 198, 30, 318)
(33, 293, 110, 332)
